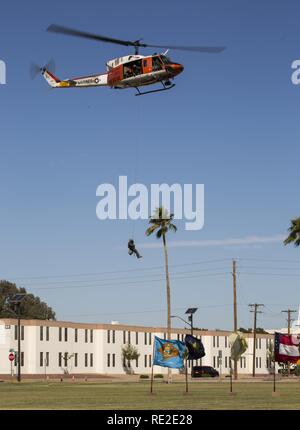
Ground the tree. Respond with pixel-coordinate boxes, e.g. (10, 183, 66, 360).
(284, 217, 300, 247)
(146, 207, 177, 383)
(0, 280, 56, 320)
(121, 344, 140, 374)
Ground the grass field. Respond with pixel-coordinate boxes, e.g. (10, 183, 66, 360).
(0, 380, 300, 409)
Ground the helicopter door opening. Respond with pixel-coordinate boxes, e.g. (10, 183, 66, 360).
(123, 59, 143, 79)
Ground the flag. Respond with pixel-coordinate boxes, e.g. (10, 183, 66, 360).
(185, 335, 205, 360)
(153, 336, 186, 369)
(274, 332, 300, 363)
(229, 331, 248, 361)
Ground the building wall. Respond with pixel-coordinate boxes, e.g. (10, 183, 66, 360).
(0, 319, 274, 376)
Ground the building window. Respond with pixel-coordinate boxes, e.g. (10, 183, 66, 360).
(217, 336, 219, 348)
(136, 332, 139, 344)
(74, 353, 78, 367)
(149, 333, 152, 345)
(59, 327, 62, 342)
(112, 354, 115, 367)
(259, 339, 261, 349)
(128, 331, 131, 344)
(85, 353, 88, 367)
(90, 353, 93, 367)
(259, 357, 261, 368)
(64, 352, 68, 367)
(59, 352, 62, 367)
(112, 330, 115, 344)
(40, 352, 44, 367)
(64, 328, 68, 342)
(123, 331, 126, 344)
(85, 330, 88, 343)
(123, 356, 126, 368)
(46, 327, 49, 341)
(107, 330, 111, 344)
(107, 354, 111, 368)
(163, 333, 167, 340)
(144, 333, 147, 345)
(40, 326, 44, 341)
(144, 355, 147, 367)
(21, 352, 24, 367)
(90, 330, 93, 343)
(225, 337, 228, 348)
(225, 357, 228, 368)
(136, 357, 139, 368)
(256, 357, 258, 368)
(213, 356, 216, 368)
(177, 334, 180, 341)
(75, 329, 78, 343)
(149, 355, 152, 367)
(14, 325, 24, 341)
(46, 352, 49, 367)
(213, 336, 215, 348)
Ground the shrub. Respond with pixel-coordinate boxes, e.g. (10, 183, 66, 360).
(154, 374, 164, 379)
(139, 374, 149, 379)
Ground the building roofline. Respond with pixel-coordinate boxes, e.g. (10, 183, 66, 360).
(0, 318, 273, 338)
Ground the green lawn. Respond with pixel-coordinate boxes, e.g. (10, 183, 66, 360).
(0, 381, 300, 410)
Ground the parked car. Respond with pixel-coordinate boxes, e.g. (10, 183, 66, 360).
(191, 366, 219, 378)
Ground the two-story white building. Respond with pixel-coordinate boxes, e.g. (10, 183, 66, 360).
(0, 318, 274, 377)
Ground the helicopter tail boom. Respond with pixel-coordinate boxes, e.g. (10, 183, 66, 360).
(41, 68, 108, 88)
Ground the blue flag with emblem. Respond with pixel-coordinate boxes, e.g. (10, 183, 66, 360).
(153, 336, 186, 369)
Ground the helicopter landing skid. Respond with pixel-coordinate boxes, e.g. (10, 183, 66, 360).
(135, 82, 175, 96)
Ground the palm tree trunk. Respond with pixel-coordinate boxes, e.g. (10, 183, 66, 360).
(163, 233, 172, 383)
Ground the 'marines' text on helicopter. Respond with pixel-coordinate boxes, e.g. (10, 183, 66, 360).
(38, 25, 225, 96)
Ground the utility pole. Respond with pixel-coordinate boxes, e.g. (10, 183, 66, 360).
(232, 259, 238, 380)
(282, 309, 297, 376)
(249, 304, 264, 377)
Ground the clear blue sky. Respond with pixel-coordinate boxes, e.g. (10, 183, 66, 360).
(0, 0, 300, 331)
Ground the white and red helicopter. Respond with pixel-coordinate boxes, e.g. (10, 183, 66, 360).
(38, 24, 225, 96)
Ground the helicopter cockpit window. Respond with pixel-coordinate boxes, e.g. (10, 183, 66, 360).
(152, 56, 163, 71)
(160, 55, 172, 65)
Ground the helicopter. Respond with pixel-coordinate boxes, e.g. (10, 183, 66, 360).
(39, 24, 225, 96)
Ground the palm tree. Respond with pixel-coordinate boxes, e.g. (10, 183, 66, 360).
(284, 217, 300, 247)
(146, 207, 177, 383)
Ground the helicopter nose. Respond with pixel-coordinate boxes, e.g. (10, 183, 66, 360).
(171, 63, 184, 75)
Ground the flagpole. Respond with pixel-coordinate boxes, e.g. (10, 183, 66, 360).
(185, 359, 188, 393)
(230, 359, 233, 393)
(273, 358, 276, 393)
(150, 341, 155, 394)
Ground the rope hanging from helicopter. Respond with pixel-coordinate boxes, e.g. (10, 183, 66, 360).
(127, 97, 143, 260)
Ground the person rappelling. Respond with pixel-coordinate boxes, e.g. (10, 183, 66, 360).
(128, 239, 142, 259)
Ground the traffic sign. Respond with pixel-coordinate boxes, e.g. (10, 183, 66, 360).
(8, 353, 15, 361)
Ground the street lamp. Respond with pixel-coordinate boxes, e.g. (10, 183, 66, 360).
(185, 308, 198, 336)
(171, 308, 198, 335)
(5, 293, 26, 382)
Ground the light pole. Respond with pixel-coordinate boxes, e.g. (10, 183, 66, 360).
(5, 294, 26, 382)
(185, 308, 198, 336)
(171, 308, 198, 374)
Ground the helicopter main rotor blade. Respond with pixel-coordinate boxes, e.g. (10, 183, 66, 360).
(47, 24, 136, 47)
(141, 44, 226, 53)
(47, 25, 226, 53)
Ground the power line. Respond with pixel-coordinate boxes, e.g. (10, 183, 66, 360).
(16, 266, 231, 287)
(25, 272, 230, 291)
(3, 258, 231, 282)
